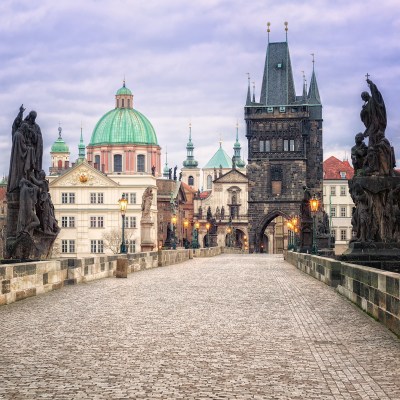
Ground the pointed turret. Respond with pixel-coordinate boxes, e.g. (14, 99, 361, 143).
(183, 123, 198, 168)
(308, 69, 321, 104)
(302, 72, 308, 104)
(77, 126, 86, 163)
(233, 123, 245, 168)
(246, 74, 251, 105)
(252, 82, 256, 103)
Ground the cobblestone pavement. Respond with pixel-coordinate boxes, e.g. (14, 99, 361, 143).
(1, 254, 400, 400)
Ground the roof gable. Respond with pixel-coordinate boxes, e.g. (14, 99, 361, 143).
(49, 161, 119, 187)
(323, 156, 354, 180)
(214, 168, 248, 183)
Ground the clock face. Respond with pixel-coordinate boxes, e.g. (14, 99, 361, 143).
(79, 173, 88, 183)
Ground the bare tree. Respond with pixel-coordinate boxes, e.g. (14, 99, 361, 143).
(102, 228, 135, 254)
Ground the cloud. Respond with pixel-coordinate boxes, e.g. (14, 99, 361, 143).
(0, 0, 399, 180)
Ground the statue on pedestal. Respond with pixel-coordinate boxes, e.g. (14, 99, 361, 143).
(4, 106, 59, 260)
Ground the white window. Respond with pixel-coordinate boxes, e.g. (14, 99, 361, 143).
(137, 154, 145, 172)
(90, 216, 104, 228)
(340, 229, 347, 241)
(62, 193, 75, 204)
(289, 139, 295, 151)
(61, 240, 75, 253)
(90, 240, 104, 253)
(340, 207, 346, 218)
(129, 216, 137, 228)
(61, 216, 75, 228)
(283, 139, 289, 152)
(330, 207, 336, 218)
(128, 240, 136, 253)
(130, 193, 136, 204)
(340, 171, 347, 179)
(340, 186, 347, 196)
(90, 193, 104, 204)
(330, 186, 336, 196)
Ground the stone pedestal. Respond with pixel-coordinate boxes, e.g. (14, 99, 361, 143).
(116, 258, 128, 278)
(141, 220, 155, 252)
(340, 242, 400, 273)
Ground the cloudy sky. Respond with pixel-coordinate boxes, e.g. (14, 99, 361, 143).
(0, 0, 400, 178)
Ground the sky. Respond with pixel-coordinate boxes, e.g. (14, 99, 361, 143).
(0, 0, 400, 178)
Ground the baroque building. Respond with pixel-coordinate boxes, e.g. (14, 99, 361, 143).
(49, 82, 160, 257)
(245, 32, 323, 253)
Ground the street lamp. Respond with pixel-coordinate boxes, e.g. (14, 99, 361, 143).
(310, 196, 320, 254)
(118, 193, 128, 253)
(287, 220, 294, 249)
(183, 219, 189, 248)
(205, 222, 210, 248)
(171, 215, 177, 249)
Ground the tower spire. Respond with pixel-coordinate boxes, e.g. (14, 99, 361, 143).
(308, 53, 321, 104)
(183, 123, 198, 168)
(284, 21, 288, 42)
(252, 81, 256, 102)
(233, 121, 245, 168)
(267, 22, 271, 43)
(78, 123, 86, 162)
(246, 73, 251, 105)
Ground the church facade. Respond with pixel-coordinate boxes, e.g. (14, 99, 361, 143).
(245, 35, 323, 253)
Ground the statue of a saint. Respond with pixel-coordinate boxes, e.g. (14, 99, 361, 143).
(351, 133, 368, 174)
(141, 187, 153, 219)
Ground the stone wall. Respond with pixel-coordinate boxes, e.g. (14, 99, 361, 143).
(0, 247, 223, 306)
(284, 251, 400, 336)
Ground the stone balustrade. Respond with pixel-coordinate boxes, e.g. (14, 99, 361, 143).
(284, 251, 400, 336)
(0, 247, 223, 306)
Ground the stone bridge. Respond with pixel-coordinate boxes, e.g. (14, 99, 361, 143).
(1, 253, 399, 399)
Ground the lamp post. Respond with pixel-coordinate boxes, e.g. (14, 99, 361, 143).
(183, 219, 189, 248)
(118, 193, 128, 253)
(243, 235, 247, 251)
(205, 222, 210, 248)
(310, 196, 320, 254)
(171, 215, 177, 250)
(292, 216, 299, 251)
(287, 220, 293, 250)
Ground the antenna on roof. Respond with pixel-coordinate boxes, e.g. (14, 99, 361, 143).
(284, 21, 288, 42)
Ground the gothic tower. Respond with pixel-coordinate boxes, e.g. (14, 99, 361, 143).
(245, 27, 323, 253)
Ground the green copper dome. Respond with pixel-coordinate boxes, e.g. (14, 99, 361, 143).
(90, 108, 158, 146)
(116, 85, 132, 95)
(51, 128, 69, 153)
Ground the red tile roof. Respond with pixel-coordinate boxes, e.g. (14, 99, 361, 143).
(323, 156, 354, 180)
(181, 181, 197, 193)
(199, 191, 211, 199)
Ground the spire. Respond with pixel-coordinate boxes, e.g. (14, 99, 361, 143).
(259, 35, 296, 105)
(284, 21, 288, 42)
(267, 22, 271, 43)
(77, 124, 85, 162)
(233, 122, 245, 168)
(183, 123, 198, 168)
(252, 81, 256, 102)
(308, 53, 321, 104)
(246, 73, 251, 105)
(302, 71, 308, 103)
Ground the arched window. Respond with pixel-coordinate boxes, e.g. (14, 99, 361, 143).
(137, 154, 145, 172)
(114, 154, 122, 172)
(58, 159, 62, 169)
(188, 176, 194, 186)
(207, 174, 212, 189)
(117, 99, 119, 108)
(121, 99, 125, 108)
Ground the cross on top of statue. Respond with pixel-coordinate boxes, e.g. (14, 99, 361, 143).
(365, 73, 370, 80)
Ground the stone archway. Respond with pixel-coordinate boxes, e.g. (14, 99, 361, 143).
(254, 209, 291, 254)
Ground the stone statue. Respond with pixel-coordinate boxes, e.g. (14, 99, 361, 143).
(8, 106, 43, 193)
(30, 170, 60, 235)
(141, 187, 153, 220)
(206, 206, 212, 221)
(360, 79, 394, 175)
(219, 165, 222, 178)
(198, 206, 202, 219)
(5, 106, 58, 260)
(173, 166, 177, 181)
(351, 133, 368, 175)
(179, 172, 182, 181)
(151, 165, 155, 176)
(215, 206, 221, 220)
(168, 168, 172, 180)
(221, 206, 225, 220)
(349, 181, 372, 242)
